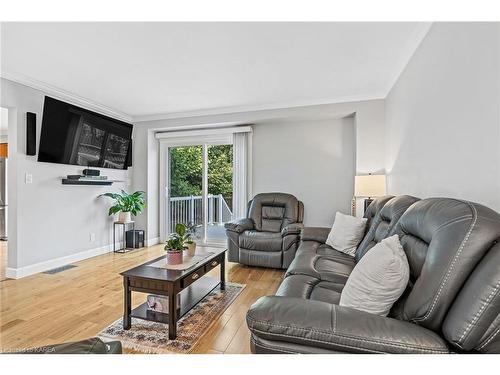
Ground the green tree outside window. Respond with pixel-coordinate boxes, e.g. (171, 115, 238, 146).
(169, 144, 233, 205)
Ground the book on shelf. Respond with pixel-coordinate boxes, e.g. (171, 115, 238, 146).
(146, 294, 181, 313)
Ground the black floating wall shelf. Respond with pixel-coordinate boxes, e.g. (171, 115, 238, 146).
(61, 179, 120, 186)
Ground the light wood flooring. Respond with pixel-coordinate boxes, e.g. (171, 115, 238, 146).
(0, 244, 284, 354)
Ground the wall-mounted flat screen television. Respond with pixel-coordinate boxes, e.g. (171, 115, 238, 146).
(38, 96, 133, 170)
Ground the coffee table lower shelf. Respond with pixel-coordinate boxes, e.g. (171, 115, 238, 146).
(130, 275, 221, 324)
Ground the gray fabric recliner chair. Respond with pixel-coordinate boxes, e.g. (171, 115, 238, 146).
(247, 196, 500, 353)
(225, 192, 304, 269)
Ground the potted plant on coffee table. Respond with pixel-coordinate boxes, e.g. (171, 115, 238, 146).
(101, 190, 146, 223)
(165, 223, 196, 264)
(185, 222, 197, 256)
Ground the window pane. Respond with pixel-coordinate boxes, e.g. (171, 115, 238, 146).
(206, 144, 233, 242)
(168, 145, 204, 241)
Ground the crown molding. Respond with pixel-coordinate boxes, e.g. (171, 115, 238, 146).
(131, 93, 386, 123)
(383, 22, 433, 97)
(1, 70, 133, 122)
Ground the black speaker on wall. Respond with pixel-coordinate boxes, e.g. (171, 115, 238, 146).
(26, 112, 37, 156)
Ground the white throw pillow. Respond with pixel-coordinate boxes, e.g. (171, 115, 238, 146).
(325, 212, 367, 256)
(339, 235, 410, 316)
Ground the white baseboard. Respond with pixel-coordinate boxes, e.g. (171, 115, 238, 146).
(146, 237, 161, 247)
(6, 238, 162, 279)
(5, 243, 116, 279)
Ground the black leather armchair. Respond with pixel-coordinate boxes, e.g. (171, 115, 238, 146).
(225, 193, 304, 269)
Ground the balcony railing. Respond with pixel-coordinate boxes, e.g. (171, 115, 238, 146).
(169, 194, 233, 234)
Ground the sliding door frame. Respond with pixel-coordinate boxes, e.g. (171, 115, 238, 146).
(158, 133, 232, 246)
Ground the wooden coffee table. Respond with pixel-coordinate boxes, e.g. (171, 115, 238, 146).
(120, 247, 226, 340)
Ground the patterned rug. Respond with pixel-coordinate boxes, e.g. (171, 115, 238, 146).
(99, 282, 245, 354)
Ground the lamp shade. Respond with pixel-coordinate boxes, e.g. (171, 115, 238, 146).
(355, 174, 387, 197)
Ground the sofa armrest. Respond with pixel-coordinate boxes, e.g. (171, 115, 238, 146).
(300, 227, 330, 243)
(281, 223, 304, 237)
(246, 296, 449, 354)
(224, 218, 254, 233)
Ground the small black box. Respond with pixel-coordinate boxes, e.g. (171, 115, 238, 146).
(83, 169, 100, 176)
(126, 230, 145, 248)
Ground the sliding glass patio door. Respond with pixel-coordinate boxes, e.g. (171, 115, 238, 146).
(159, 135, 234, 246)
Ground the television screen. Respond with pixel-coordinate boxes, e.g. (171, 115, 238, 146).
(38, 96, 133, 170)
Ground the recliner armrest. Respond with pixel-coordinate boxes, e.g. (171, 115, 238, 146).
(246, 296, 449, 354)
(224, 218, 254, 233)
(300, 227, 330, 243)
(281, 223, 304, 237)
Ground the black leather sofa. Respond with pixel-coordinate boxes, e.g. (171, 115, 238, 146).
(225, 193, 304, 269)
(246, 196, 500, 354)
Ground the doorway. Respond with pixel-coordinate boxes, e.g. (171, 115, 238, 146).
(0, 107, 8, 281)
(160, 137, 234, 246)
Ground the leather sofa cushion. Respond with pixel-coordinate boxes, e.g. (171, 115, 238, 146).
(363, 196, 394, 233)
(239, 230, 282, 251)
(315, 244, 356, 265)
(276, 274, 319, 299)
(276, 274, 342, 304)
(314, 257, 354, 280)
(442, 242, 500, 352)
(391, 198, 500, 331)
(295, 241, 354, 263)
(262, 206, 285, 232)
(248, 193, 299, 232)
(239, 248, 282, 268)
(309, 281, 343, 304)
(355, 195, 420, 262)
(287, 242, 355, 284)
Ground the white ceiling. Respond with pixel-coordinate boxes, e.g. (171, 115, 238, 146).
(1, 22, 430, 120)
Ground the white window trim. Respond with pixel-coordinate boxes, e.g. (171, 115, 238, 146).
(158, 126, 252, 246)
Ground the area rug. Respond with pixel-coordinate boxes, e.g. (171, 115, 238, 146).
(98, 282, 245, 354)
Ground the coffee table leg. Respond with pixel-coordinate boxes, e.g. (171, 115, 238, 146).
(123, 276, 131, 329)
(168, 285, 177, 340)
(220, 253, 226, 291)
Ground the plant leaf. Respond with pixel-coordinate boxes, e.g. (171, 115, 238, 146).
(175, 223, 186, 236)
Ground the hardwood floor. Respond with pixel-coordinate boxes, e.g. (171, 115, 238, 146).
(0, 244, 284, 354)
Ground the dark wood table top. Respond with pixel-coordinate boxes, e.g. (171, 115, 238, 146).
(120, 246, 226, 282)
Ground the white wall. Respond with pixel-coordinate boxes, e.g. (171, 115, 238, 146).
(386, 23, 500, 211)
(132, 99, 385, 239)
(0, 107, 8, 142)
(252, 118, 355, 226)
(1, 78, 131, 276)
